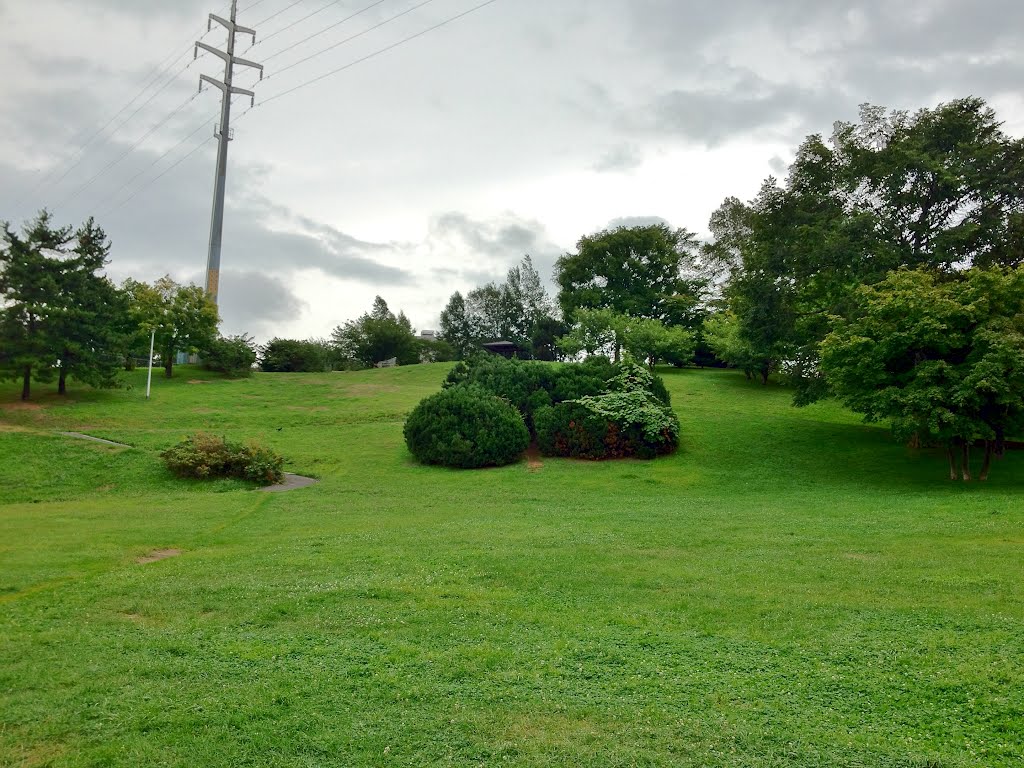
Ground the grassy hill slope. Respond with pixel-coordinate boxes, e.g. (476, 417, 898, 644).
(1, 365, 1021, 767)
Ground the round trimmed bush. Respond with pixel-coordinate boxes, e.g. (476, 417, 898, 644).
(404, 386, 529, 468)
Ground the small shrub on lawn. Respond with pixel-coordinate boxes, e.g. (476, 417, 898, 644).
(404, 386, 529, 468)
(161, 433, 285, 484)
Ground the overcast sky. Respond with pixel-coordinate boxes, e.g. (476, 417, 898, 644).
(2, 0, 1022, 340)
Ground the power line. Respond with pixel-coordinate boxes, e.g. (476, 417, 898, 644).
(261, 0, 391, 63)
(20, 31, 215, 206)
(94, 118, 214, 216)
(251, 0, 350, 48)
(238, 0, 275, 13)
(100, 136, 216, 218)
(257, 0, 501, 106)
(266, 0, 437, 80)
(252, 0, 306, 27)
(54, 91, 201, 211)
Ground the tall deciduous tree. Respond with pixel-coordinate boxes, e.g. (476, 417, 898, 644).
(821, 267, 1024, 481)
(123, 276, 219, 378)
(439, 255, 559, 359)
(439, 291, 479, 359)
(556, 223, 706, 327)
(710, 98, 1024, 402)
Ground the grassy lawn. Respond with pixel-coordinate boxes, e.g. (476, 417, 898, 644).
(1, 364, 1022, 767)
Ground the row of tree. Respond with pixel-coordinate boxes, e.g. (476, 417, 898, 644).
(439, 256, 564, 360)
(1, 213, 221, 399)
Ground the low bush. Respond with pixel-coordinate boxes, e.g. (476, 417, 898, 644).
(259, 338, 334, 372)
(404, 386, 529, 469)
(202, 334, 257, 377)
(161, 433, 285, 484)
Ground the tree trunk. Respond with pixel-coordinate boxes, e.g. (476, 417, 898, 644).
(974, 438, 991, 481)
(760, 365, 770, 385)
(58, 367, 68, 395)
(21, 365, 31, 401)
(947, 446, 958, 481)
(164, 357, 174, 378)
(961, 441, 971, 481)
(979, 440, 994, 481)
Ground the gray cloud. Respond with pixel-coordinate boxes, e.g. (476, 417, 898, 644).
(428, 212, 563, 288)
(3, 0, 1023, 339)
(593, 143, 644, 173)
(215, 270, 306, 338)
(768, 155, 788, 175)
(617, 0, 1024, 146)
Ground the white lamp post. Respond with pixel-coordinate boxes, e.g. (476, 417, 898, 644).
(146, 326, 156, 399)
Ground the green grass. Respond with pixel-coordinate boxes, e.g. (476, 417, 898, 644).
(1, 364, 1022, 767)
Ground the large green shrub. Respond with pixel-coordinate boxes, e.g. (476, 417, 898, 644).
(443, 355, 541, 413)
(424, 357, 675, 465)
(161, 433, 285, 485)
(259, 338, 334, 372)
(404, 386, 529, 468)
(202, 334, 257, 377)
(444, 355, 621, 419)
(536, 362, 679, 459)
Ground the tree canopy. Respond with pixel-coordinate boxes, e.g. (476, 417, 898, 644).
(556, 223, 706, 326)
(706, 97, 1024, 399)
(123, 276, 219, 378)
(331, 296, 420, 367)
(1, 212, 129, 399)
(439, 255, 559, 359)
(821, 266, 1024, 480)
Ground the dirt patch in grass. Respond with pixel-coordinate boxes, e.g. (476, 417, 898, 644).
(526, 443, 544, 471)
(187, 380, 209, 385)
(3, 740, 67, 768)
(0, 423, 33, 433)
(1, 401, 43, 411)
(136, 549, 182, 564)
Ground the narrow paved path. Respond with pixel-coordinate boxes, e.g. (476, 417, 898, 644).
(59, 431, 132, 448)
(261, 473, 318, 492)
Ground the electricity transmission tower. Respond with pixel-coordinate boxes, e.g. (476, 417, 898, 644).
(196, 0, 263, 305)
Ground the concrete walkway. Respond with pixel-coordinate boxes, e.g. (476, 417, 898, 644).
(260, 473, 319, 492)
(59, 431, 132, 448)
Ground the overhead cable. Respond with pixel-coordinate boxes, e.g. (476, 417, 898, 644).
(261, 0, 391, 63)
(266, 0, 437, 80)
(257, 0, 502, 106)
